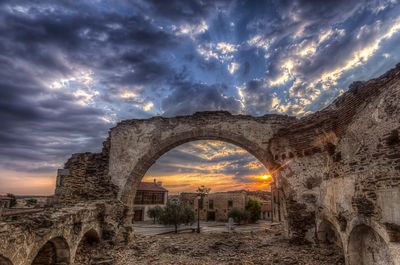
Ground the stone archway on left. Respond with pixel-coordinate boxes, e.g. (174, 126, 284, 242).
(31, 237, 70, 265)
(74, 229, 101, 265)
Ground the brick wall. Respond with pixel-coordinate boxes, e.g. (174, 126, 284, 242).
(270, 63, 400, 243)
(55, 137, 117, 205)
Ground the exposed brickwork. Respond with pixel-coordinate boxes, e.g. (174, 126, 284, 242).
(287, 198, 315, 244)
(55, 138, 118, 205)
(270, 64, 400, 251)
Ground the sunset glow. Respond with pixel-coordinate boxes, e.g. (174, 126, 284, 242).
(0, 170, 55, 195)
(143, 140, 271, 194)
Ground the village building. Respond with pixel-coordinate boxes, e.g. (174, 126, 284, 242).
(245, 190, 272, 221)
(180, 190, 270, 222)
(167, 194, 180, 204)
(260, 201, 272, 220)
(133, 180, 168, 221)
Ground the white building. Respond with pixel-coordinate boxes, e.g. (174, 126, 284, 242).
(133, 180, 168, 221)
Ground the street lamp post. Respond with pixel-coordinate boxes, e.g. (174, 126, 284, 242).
(197, 195, 201, 233)
(196, 185, 210, 234)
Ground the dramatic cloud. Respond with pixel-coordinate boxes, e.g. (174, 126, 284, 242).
(0, 0, 399, 194)
(161, 79, 242, 116)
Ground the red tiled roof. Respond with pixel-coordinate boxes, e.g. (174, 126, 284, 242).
(137, 182, 168, 192)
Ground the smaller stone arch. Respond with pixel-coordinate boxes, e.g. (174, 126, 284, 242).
(74, 228, 101, 265)
(81, 228, 101, 244)
(0, 255, 12, 265)
(31, 237, 70, 265)
(348, 224, 395, 265)
(317, 219, 343, 247)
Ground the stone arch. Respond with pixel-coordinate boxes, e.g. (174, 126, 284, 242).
(31, 237, 70, 265)
(121, 131, 275, 205)
(74, 228, 101, 264)
(83, 228, 100, 242)
(0, 255, 12, 265)
(347, 224, 395, 265)
(317, 219, 343, 248)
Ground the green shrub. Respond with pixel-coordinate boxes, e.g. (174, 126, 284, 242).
(245, 198, 261, 223)
(228, 208, 249, 225)
(159, 202, 195, 233)
(147, 205, 163, 224)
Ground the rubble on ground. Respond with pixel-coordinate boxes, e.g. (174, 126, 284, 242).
(75, 230, 344, 265)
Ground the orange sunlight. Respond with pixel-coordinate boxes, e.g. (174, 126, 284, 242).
(0, 170, 56, 195)
(259, 174, 272, 180)
(143, 171, 273, 194)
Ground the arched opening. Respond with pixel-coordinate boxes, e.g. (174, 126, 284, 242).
(32, 237, 70, 265)
(348, 225, 394, 265)
(317, 220, 342, 247)
(0, 255, 12, 265)
(121, 132, 276, 205)
(132, 139, 273, 224)
(74, 229, 100, 265)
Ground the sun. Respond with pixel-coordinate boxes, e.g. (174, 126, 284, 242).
(259, 174, 272, 180)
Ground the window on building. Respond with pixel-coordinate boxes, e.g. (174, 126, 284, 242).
(134, 191, 165, 205)
(209, 200, 214, 209)
(228, 200, 233, 208)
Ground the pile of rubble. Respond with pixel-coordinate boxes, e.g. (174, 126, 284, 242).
(76, 230, 344, 265)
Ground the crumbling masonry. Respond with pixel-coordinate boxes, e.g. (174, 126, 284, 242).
(1, 64, 400, 265)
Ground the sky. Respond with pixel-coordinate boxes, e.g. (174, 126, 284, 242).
(143, 140, 270, 194)
(0, 0, 400, 195)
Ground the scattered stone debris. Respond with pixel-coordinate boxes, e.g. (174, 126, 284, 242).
(76, 230, 344, 265)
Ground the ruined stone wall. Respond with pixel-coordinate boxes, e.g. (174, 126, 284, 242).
(108, 112, 294, 205)
(55, 138, 117, 205)
(0, 201, 125, 265)
(270, 64, 400, 262)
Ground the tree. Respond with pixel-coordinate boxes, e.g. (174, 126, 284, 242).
(246, 198, 261, 223)
(147, 206, 163, 224)
(182, 204, 195, 225)
(6, 193, 16, 207)
(196, 186, 211, 198)
(228, 208, 249, 225)
(159, 202, 194, 233)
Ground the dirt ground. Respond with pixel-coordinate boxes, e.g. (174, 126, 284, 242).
(76, 229, 345, 265)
